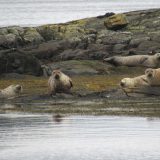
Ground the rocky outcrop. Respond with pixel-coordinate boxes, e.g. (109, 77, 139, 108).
(0, 49, 42, 76)
(48, 60, 111, 75)
(0, 9, 160, 76)
(23, 27, 44, 44)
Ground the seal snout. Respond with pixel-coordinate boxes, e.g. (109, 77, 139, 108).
(147, 73, 153, 78)
(15, 85, 23, 93)
(16, 85, 22, 90)
(55, 74, 60, 80)
(103, 58, 108, 63)
(120, 81, 125, 87)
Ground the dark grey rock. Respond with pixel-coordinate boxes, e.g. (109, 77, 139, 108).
(129, 37, 151, 47)
(56, 49, 90, 61)
(137, 40, 160, 52)
(23, 28, 44, 44)
(0, 50, 42, 76)
(113, 44, 127, 54)
(101, 32, 132, 45)
(0, 28, 8, 35)
(48, 60, 111, 75)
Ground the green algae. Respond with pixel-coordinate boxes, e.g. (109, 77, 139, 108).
(1, 72, 160, 117)
(0, 66, 146, 94)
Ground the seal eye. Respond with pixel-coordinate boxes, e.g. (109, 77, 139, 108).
(52, 71, 56, 75)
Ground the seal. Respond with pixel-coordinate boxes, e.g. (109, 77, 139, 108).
(145, 68, 160, 86)
(0, 84, 23, 99)
(120, 75, 149, 89)
(104, 53, 160, 68)
(48, 70, 73, 95)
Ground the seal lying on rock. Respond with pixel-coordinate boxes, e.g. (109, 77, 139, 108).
(48, 70, 73, 95)
(145, 68, 160, 86)
(0, 84, 23, 99)
(120, 75, 149, 89)
(104, 53, 160, 68)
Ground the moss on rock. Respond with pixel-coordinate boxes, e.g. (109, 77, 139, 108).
(23, 27, 44, 44)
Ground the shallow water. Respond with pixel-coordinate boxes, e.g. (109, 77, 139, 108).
(0, 113, 160, 160)
(0, 0, 160, 26)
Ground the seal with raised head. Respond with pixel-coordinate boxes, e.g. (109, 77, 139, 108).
(0, 84, 23, 99)
(104, 53, 160, 68)
(48, 70, 73, 95)
(120, 75, 149, 89)
(145, 68, 160, 86)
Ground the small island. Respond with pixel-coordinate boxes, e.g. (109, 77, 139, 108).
(0, 9, 160, 116)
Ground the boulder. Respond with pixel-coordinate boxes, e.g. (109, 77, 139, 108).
(104, 14, 129, 30)
(23, 28, 44, 44)
(0, 28, 8, 35)
(148, 31, 160, 43)
(7, 26, 24, 36)
(129, 36, 151, 47)
(137, 40, 160, 52)
(48, 60, 110, 75)
(113, 44, 127, 54)
(87, 44, 110, 59)
(16, 40, 71, 60)
(0, 50, 42, 76)
(37, 25, 62, 41)
(56, 49, 90, 61)
(0, 34, 17, 48)
(101, 32, 132, 45)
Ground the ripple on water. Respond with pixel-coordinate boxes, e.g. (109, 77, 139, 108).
(0, 113, 160, 160)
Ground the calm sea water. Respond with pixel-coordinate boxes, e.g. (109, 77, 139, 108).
(0, 0, 159, 27)
(0, 113, 160, 160)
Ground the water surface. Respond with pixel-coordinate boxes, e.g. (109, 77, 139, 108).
(0, 0, 159, 26)
(0, 113, 160, 160)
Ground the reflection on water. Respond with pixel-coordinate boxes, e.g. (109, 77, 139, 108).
(1, 101, 160, 117)
(0, 113, 160, 160)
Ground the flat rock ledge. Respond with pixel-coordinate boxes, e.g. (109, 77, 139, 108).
(1, 87, 160, 104)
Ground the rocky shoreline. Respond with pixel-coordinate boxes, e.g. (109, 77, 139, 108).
(0, 8, 160, 76)
(1, 89, 160, 117)
(1, 8, 160, 103)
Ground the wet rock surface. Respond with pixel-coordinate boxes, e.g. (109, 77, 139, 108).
(0, 87, 159, 106)
(0, 88, 136, 103)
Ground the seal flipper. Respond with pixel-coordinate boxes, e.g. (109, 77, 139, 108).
(141, 77, 149, 85)
(69, 80, 73, 88)
(140, 57, 148, 65)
